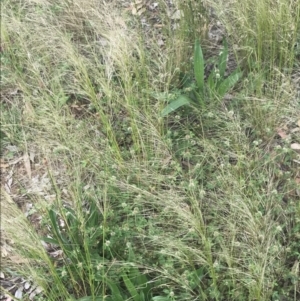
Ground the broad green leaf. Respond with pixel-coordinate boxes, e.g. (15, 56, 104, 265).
(217, 71, 243, 99)
(105, 278, 124, 301)
(151, 297, 170, 301)
(125, 266, 151, 298)
(194, 39, 205, 94)
(122, 272, 140, 301)
(76, 297, 104, 301)
(207, 70, 216, 91)
(161, 95, 191, 117)
(139, 291, 145, 301)
(218, 40, 228, 79)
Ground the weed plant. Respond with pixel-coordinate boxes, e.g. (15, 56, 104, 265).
(1, 0, 300, 301)
(161, 39, 242, 117)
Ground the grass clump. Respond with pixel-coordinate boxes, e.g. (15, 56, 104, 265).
(1, 0, 300, 301)
(205, 0, 300, 72)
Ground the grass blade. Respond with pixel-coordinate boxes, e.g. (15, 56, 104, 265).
(48, 209, 68, 245)
(161, 95, 191, 117)
(194, 39, 205, 94)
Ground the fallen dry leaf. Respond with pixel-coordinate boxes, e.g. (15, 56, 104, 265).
(137, 7, 146, 16)
(171, 10, 182, 20)
(276, 128, 288, 139)
(29, 151, 35, 163)
(291, 127, 300, 133)
(1, 246, 8, 258)
(297, 119, 300, 127)
(5, 173, 13, 194)
(131, 0, 144, 15)
(23, 152, 32, 179)
(8, 157, 24, 166)
(8, 255, 29, 264)
(291, 143, 300, 150)
(23, 101, 35, 122)
(0, 162, 9, 169)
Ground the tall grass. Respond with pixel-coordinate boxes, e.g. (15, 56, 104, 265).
(1, 0, 300, 300)
(205, 0, 300, 73)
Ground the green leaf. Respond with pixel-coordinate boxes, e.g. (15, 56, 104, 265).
(161, 95, 191, 117)
(179, 72, 193, 89)
(217, 71, 243, 99)
(122, 272, 140, 301)
(125, 266, 151, 299)
(218, 40, 228, 79)
(207, 70, 216, 90)
(41, 237, 59, 245)
(105, 278, 124, 301)
(194, 39, 205, 94)
(76, 297, 104, 301)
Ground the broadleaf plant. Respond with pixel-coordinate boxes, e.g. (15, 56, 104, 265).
(161, 39, 243, 117)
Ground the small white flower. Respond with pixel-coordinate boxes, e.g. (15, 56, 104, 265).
(61, 269, 67, 277)
(199, 189, 206, 198)
(110, 231, 115, 236)
(195, 163, 201, 169)
(228, 110, 234, 117)
(96, 263, 103, 270)
(188, 179, 196, 189)
(105, 240, 111, 247)
(182, 151, 191, 159)
(121, 202, 127, 208)
(213, 260, 219, 268)
(213, 231, 220, 237)
(132, 207, 139, 215)
(283, 147, 289, 153)
(126, 242, 131, 248)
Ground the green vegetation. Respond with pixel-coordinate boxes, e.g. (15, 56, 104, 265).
(1, 0, 300, 301)
(161, 39, 243, 116)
